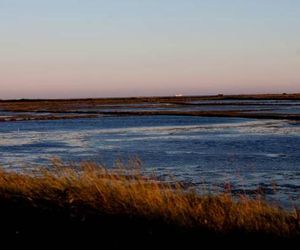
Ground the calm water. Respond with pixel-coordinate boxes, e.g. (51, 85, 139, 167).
(1, 114, 300, 207)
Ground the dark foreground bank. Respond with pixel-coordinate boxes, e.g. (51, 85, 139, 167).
(0, 162, 299, 248)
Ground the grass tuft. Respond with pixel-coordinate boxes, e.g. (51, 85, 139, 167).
(0, 162, 299, 246)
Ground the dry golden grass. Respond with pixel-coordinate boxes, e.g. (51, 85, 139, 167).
(0, 161, 299, 242)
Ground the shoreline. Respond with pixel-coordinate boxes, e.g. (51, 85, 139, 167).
(1, 110, 300, 122)
(1, 93, 300, 122)
(1, 93, 300, 102)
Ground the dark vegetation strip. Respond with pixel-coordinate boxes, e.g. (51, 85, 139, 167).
(1, 110, 300, 122)
(0, 114, 99, 122)
(168, 102, 300, 106)
(95, 110, 300, 120)
(1, 93, 300, 122)
(1, 93, 300, 103)
(1, 93, 300, 111)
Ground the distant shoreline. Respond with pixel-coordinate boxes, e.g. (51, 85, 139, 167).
(0, 93, 300, 122)
(1, 93, 300, 102)
(1, 93, 300, 122)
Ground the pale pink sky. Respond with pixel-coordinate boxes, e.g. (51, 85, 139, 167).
(1, 0, 299, 99)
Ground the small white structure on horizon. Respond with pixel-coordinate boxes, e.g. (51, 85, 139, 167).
(175, 94, 183, 97)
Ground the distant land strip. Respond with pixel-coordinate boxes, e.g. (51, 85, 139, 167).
(1, 93, 300, 122)
(1, 110, 300, 122)
(1, 93, 300, 103)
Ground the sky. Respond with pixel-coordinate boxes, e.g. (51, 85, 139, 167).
(0, 0, 299, 99)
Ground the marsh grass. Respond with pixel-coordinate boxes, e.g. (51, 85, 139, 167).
(0, 161, 299, 246)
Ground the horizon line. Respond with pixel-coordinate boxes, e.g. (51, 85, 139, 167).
(1, 92, 300, 101)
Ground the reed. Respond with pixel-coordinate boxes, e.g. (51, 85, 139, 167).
(0, 161, 299, 246)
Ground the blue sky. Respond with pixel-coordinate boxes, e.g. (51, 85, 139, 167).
(0, 0, 299, 98)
